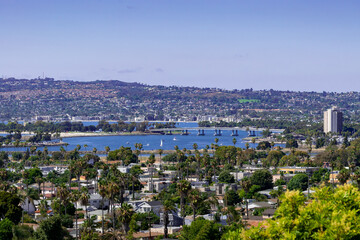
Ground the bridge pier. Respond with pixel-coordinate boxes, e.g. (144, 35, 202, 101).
(197, 129, 205, 136)
(181, 129, 189, 135)
(248, 130, 256, 137)
(214, 129, 222, 136)
(231, 129, 239, 136)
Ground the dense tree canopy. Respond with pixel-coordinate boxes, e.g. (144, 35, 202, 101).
(0, 191, 22, 224)
(224, 184, 360, 239)
(287, 173, 308, 191)
(218, 171, 235, 184)
(250, 169, 273, 190)
(180, 218, 223, 240)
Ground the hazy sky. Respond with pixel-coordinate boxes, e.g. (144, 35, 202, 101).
(1, 0, 359, 92)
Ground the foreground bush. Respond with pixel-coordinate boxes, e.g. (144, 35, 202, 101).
(223, 184, 360, 240)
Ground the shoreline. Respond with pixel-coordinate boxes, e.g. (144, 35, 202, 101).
(0, 142, 66, 148)
(58, 131, 163, 138)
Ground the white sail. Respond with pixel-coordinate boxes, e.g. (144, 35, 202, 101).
(160, 139, 163, 147)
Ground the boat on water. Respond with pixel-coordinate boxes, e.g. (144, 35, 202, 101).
(160, 139, 164, 147)
(173, 137, 177, 141)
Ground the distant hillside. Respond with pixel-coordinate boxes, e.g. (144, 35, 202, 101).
(0, 78, 359, 122)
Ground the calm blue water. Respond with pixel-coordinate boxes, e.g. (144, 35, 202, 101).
(0, 122, 284, 152)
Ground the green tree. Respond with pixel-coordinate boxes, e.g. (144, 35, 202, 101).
(158, 148, 164, 170)
(337, 168, 350, 185)
(311, 168, 329, 184)
(287, 173, 308, 191)
(33, 215, 69, 240)
(225, 189, 241, 206)
(250, 169, 273, 190)
(262, 128, 272, 138)
(224, 184, 360, 239)
(218, 171, 235, 184)
(0, 218, 14, 240)
(56, 185, 70, 215)
(188, 189, 202, 221)
(161, 198, 176, 239)
(12, 224, 34, 240)
(256, 141, 271, 150)
(286, 139, 298, 148)
(232, 138, 237, 146)
(177, 180, 191, 221)
(0, 191, 22, 224)
(116, 203, 134, 234)
(129, 165, 143, 200)
(180, 218, 222, 240)
(79, 187, 90, 219)
(23, 168, 42, 185)
(240, 177, 251, 218)
(264, 150, 285, 167)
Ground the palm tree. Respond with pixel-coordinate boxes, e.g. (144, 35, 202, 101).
(105, 146, 110, 164)
(245, 143, 250, 150)
(240, 177, 251, 218)
(70, 190, 80, 240)
(39, 199, 49, 219)
(157, 149, 163, 170)
(129, 166, 143, 200)
(224, 206, 242, 226)
(35, 176, 44, 197)
(57, 185, 70, 215)
(83, 144, 88, 152)
(270, 186, 284, 207)
(68, 161, 76, 190)
(135, 143, 143, 163)
(161, 198, 176, 238)
(30, 146, 37, 155)
(79, 187, 90, 219)
(101, 145, 109, 155)
(188, 189, 201, 221)
(43, 146, 48, 161)
(177, 180, 191, 222)
(98, 182, 108, 235)
(194, 151, 202, 179)
(207, 194, 219, 212)
(270, 141, 275, 150)
(106, 181, 120, 232)
(116, 203, 134, 234)
(81, 216, 100, 240)
(251, 137, 256, 149)
(232, 138, 237, 146)
(210, 158, 217, 182)
(74, 158, 87, 191)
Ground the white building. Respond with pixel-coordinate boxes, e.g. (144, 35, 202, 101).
(78, 193, 109, 210)
(324, 107, 343, 134)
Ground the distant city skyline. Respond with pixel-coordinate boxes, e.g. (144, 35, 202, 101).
(1, 0, 359, 92)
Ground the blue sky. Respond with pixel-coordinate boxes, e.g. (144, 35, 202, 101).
(0, 0, 359, 92)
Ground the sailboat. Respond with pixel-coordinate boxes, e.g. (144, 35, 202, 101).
(160, 139, 164, 147)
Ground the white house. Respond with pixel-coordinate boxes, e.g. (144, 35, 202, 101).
(136, 201, 163, 216)
(21, 197, 36, 214)
(78, 193, 109, 210)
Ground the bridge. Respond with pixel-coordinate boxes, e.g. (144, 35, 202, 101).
(149, 127, 256, 136)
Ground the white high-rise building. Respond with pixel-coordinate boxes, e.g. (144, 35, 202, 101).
(324, 107, 343, 134)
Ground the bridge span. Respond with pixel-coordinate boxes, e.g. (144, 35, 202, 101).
(149, 127, 255, 136)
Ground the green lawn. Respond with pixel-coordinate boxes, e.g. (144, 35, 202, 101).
(238, 99, 260, 103)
